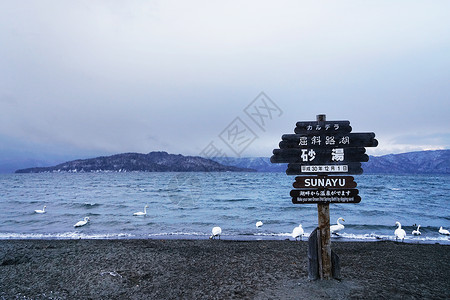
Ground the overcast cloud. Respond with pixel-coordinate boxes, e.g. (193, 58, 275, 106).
(1, 0, 449, 162)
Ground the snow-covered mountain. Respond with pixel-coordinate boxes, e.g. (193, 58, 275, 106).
(213, 150, 450, 174)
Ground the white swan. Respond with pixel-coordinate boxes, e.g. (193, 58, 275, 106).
(74, 217, 90, 227)
(133, 205, 148, 216)
(412, 225, 421, 236)
(330, 217, 345, 235)
(292, 224, 304, 241)
(210, 226, 222, 239)
(394, 221, 406, 242)
(34, 206, 46, 214)
(256, 221, 263, 228)
(439, 227, 450, 235)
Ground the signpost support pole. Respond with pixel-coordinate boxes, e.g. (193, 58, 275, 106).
(316, 114, 332, 279)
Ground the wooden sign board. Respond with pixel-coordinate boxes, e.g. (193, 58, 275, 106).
(271, 147, 368, 164)
(279, 132, 378, 149)
(291, 188, 360, 204)
(286, 162, 363, 175)
(293, 176, 356, 189)
(295, 120, 352, 134)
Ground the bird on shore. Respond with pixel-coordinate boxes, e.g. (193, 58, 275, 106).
(439, 227, 450, 235)
(34, 206, 46, 214)
(394, 221, 406, 242)
(74, 217, 90, 227)
(412, 225, 421, 236)
(256, 221, 263, 228)
(133, 205, 148, 216)
(330, 218, 345, 235)
(210, 226, 222, 239)
(292, 224, 304, 241)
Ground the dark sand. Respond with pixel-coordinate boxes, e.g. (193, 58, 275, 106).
(1, 239, 449, 299)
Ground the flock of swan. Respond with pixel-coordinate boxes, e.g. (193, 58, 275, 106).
(34, 205, 450, 241)
(394, 222, 450, 242)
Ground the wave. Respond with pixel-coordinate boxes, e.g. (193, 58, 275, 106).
(0, 232, 134, 240)
(337, 232, 450, 243)
(82, 202, 102, 208)
(222, 198, 251, 202)
(147, 231, 206, 237)
(0, 230, 448, 243)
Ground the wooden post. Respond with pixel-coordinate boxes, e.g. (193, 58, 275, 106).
(316, 114, 332, 279)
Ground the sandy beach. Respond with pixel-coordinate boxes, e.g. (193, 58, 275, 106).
(1, 239, 449, 299)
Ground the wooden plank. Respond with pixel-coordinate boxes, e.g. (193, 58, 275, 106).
(273, 147, 366, 156)
(293, 176, 356, 189)
(279, 132, 378, 149)
(286, 162, 363, 175)
(271, 148, 369, 164)
(295, 120, 352, 135)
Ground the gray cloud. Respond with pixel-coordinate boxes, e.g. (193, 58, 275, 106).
(0, 1, 449, 160)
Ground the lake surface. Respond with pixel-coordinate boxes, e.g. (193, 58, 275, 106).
(0, 172, 449, 244)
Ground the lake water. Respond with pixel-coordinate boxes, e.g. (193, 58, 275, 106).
(0, 172, 449, 244)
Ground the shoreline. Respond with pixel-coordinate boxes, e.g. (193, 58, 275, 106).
(1, 239, 449, 299)
(1, 233, 449, 245)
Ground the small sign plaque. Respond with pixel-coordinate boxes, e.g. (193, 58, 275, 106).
(293, 176, 356, 189)
(286, 162, 363, 175)
(301, 165, 348, 173)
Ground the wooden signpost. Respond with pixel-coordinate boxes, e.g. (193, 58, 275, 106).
(271, 114, 377, 280)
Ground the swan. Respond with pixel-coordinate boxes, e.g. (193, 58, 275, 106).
(439, 227, 450, 235)
(412, 225, 421, 236)
(74, 217, 90, 227)
(133, 205, 148, 216)
(210, 226, 222, 239)
(34, 206, 46, 214)
(330, 218, 345, 235)
(256, 221, 263, 228)
(292, 224, 304, 241)
(394, 221, 406, 242)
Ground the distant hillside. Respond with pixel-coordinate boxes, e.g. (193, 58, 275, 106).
(15, 152, 255, 173)
(213, 150, 450, 174)
(13, 149, 450, 174)
(213, 157, 287, 172)
(363, 149, 450, 174)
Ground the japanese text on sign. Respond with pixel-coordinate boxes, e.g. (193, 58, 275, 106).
(296, 190, 354, 197)
(298, 136, 350, 147)
(301, 165, 348, 173)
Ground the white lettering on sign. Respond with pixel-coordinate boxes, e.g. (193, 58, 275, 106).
(325, 136, 335, 145)
(339, 136, 350, 145)
(301, 149, 316, 161)
(295, 197, 356, 203)
(301, 165, 348, 173)
(331, 148, 344, 161)
(297, 190, 352, 196)
(299, 136, 308, 146)
(296, 135, 351, 147)
(311, 136, 321, 145)
(304, 178, 346, 188)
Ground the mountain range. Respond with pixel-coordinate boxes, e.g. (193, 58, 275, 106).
(15, 152, 254, 173)
(12, 149, 450, 174)
(214, 150, 450, 174)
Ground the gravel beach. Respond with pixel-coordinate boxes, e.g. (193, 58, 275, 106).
(1, 239, 449, 299)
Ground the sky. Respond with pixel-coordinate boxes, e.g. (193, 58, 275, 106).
(1, 0, 449, 168)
